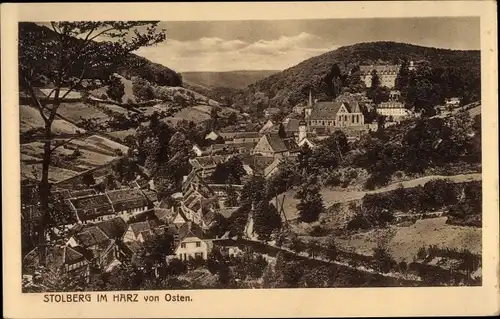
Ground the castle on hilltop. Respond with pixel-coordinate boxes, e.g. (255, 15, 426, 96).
(359, 61, 416, 88)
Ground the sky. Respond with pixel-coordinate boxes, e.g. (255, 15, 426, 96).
(43, 17, 481, 73)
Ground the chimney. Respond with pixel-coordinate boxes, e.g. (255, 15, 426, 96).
(187, 220, 192, 230)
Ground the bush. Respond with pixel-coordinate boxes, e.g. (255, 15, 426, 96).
(346, 213, 371, 230)
(309, 225, 329, 237)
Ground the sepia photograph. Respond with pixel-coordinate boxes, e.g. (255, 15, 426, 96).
(2, 1, 499, 318)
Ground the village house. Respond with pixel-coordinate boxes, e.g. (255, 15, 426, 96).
(219, 131, 261, 144)
(106, 188, 152, 222)
(259, 119, 277, 134)
(23, 245, 91, 280)
(264, 107, 281, 118)
(173, 221, 213, 261)
(209, 142, 256, 155)
(189, 155, 229, 178)
(445, 97, 461, 108)
(377, 90, 411, 120)
(68, 193, 115, 225)
(359, 64, 401, 88)
(252, 133, 300, 158)
(122, 219, 164, 244)
(205, 131, 221, 142)
(241, 155, 282, 179)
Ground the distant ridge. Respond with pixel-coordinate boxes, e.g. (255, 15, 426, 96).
(181, 70, 280, 90)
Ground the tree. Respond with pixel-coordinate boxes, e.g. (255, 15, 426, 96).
(325, 236, 338, 262)
(19, 21, 166, 265)
(106, 74, 125, 102)
(253, 201, 282, 241)
(307, 239, 321, 259)
(395, 59, 410, 92)
(82, 172, 96, 187)
(224, 185, 239, 207)
(372, 244, 395, 273)
(295, 175, 325, 223)
(290, 236, 306, 255)
(132, 77, 155, 101)
(370, 70, 381, 89)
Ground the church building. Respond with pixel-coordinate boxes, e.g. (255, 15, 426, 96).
(304, 91, 365, 133)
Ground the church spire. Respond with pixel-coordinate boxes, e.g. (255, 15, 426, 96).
(308, 89, 313, 107)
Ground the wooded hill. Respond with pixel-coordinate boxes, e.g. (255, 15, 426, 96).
(18, 22, 183, 88)
(243, 41, 480, 109)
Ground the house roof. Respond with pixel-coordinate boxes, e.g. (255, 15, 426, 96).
(378, 101, 406, 109)
(69, 194, 112, 211)
(359, 64, 400, 75)
(74, 226, 110, 248)
(202, 209, 218, 226)
(178, 222, 205, 241)
(265, 134, 289, 153)
(307, 101, 344, 120)
(94, 217, 127, 239)
(265, 107, 281, 114)
(219, 131, 260, 140)
(129, 220, 159, 238)
(218, 207, 238, 219)
(210, 142, 256, 153)
(106, 188, 149, 211)
(241, 155, 276, 174)
(39, 88, 82, 100)
(283, 118, 301, 133)
(70, 189, 97, 198)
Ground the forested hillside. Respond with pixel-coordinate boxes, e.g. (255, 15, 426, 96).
(18, 23, 183, 88)
(241, 42, 480, 110)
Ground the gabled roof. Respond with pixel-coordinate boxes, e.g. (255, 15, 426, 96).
(177, 222, 205, 241)
(283, 118, 301, 133)
(308, 101, 344, 120)
(64, 246, 89, 265)
(69, 194, 112, 211)
(74, 226, 110, 248)
(94, 217, 127, 239)
(129, 220, 159, 238)
(241, 155, 276, 174)
(264, 133, 288, 153)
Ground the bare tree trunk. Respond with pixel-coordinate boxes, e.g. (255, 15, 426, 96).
(37, 125, 52, 266)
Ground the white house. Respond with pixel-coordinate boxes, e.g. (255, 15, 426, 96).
(174, 222, 212, 261)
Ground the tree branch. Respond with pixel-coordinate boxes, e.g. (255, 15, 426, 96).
(22, 74, 49, 124)
(48, 130, 101, 154)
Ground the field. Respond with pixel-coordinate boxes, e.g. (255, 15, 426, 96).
(20, 134, 128, 182)
(21, 162, 79, 183)
(99, 103, 131, 115)
(277, 173, 482, 221)
(56, 103, 109, 124)
(333, 217, 481, 263)
(171, 107, 211, 124)
(20, 105, 84, 135)
(107, 128, 137, 141)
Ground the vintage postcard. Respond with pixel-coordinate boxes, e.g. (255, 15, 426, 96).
(2, 1, 499, 318)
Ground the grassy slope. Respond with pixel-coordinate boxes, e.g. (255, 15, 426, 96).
(278, 173, 482, 221)
(334, 217, 481, 263)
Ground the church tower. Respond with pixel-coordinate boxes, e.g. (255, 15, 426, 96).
(305, 89, 313, 119)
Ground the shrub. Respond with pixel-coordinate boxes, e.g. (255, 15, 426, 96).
(346, 213, 371, 230)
